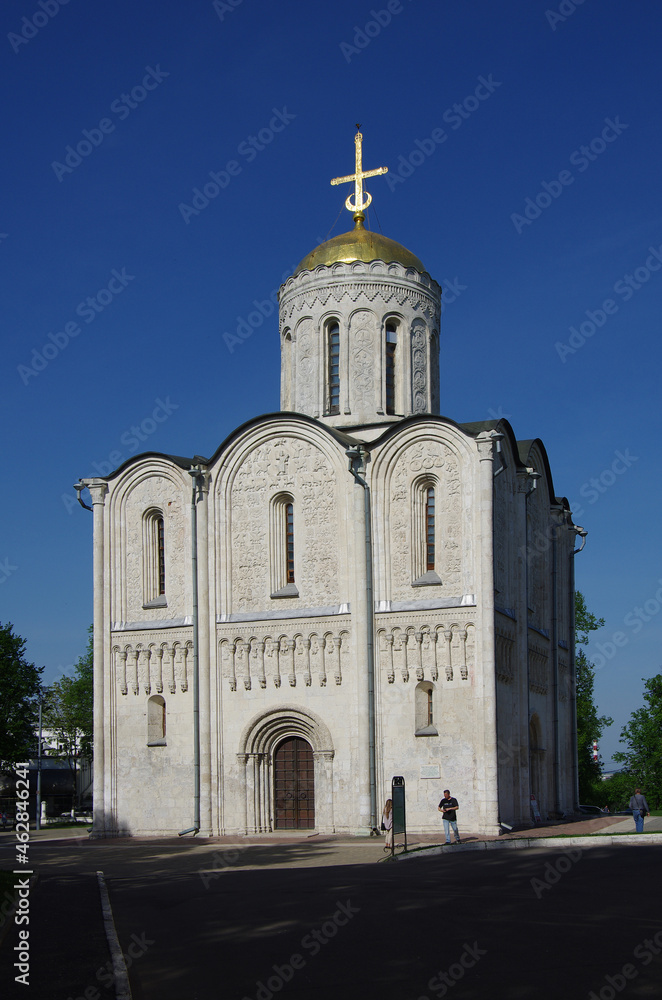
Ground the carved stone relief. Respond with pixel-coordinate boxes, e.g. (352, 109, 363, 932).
(388, 439, 465, 600)
(217, 627, 349, 690)
(228, 436, 339, 610)
(377, 622, 474, 684)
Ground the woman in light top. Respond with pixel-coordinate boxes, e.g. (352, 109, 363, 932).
(382, 798, 393, 850)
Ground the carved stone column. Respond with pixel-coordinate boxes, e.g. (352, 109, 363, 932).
(179, 644, 190, 693)
(227, 641, 237, 691)
(237, 641, 251, 690)
(285, 638, 296, 686)
(332, 635, 342, 685)
(153, 646, 164, 694)
(256, 640, 266, 689)
(142, 647, 152, 695)
(313, 750, 336, 833)
(302, 638, 312, 686)
(87, 479, 108, 836)
(476, 431, 500, 834)
(459, 629, 468, 680)
(401, 633, 410, 683)
(430, 632, 439, 681)
(384, 633, 395, 684)
(236, 754, 249, 835)
(117, 650, 128, 696)
(127, 649, 139, 695)
(164, 645, 176, 694)
(444, 628, 453, 681)
(195, 471, 212, 836)
(319, 638, 328, 686)
(414, 631, 424, 681)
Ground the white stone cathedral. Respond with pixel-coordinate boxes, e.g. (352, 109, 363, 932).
(81, 133, 581, 838)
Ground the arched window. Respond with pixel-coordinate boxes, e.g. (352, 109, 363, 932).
(425, 487, 435, 571)
(412, 481, 441, 586)
(270, 494, 299, 598)
(143, 509, 167, 607)
(415, 682, 438, 735)
(147, 695, 166, 745)
(327, 320, 340, 414)
(285, 502, 295, 583)
(385, 319, 398, 415)
(281, 328, 293, 409)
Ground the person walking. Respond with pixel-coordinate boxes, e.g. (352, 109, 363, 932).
(629, 788, 650, 833)
(381, 798, 393, 850)
(438, 789, 461, 844)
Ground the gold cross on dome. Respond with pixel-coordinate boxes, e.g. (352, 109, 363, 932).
(330, 127, 388, 214)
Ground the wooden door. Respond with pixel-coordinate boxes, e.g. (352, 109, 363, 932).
(273, 737, 315, 829)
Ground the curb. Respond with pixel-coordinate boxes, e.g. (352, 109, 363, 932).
(394, 833, 662, 859)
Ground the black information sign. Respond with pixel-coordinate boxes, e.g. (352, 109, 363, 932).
(391, 775, 407, 854)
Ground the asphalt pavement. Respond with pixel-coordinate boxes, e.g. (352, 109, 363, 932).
(1, 820, 661, 1000)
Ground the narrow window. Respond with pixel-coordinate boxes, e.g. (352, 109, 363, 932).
(270, 495, 299, 598)
(385, 320, 397, 415)
(328, 321, 340, 414)
(415, 681, 438, 736)
(143, 509, 167, 607)
(425, 487, 435, 571)
(156, 516, 165, 596)
(147, 696, 166, 744)
(286, 502, 295, 583)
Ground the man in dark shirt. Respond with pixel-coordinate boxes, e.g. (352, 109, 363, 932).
(629, 788, 650, 833)
(438, 789, 461, 844)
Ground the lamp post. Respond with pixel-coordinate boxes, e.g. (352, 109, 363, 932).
(35, 697, 43, 830)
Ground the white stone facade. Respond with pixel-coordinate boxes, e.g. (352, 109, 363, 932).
(85, 235, 579, 839)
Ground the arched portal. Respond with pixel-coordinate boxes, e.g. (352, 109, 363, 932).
(273, 736, 315, 829)
(237, 706, 335, 834)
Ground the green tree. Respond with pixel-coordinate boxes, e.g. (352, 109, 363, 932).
(575, 592, 612, 802)
(43, 626, 93, 807)
(600, 770, 635, 812)
(0, 622, 44, 769)
(613, 674, 662, 808)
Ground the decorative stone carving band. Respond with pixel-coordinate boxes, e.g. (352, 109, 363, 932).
(112, 641, 192, 696)
(220, 630, 349, 691)
(377, 623, 475, 684)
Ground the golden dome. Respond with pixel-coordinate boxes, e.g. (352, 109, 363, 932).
(295, 213, 425, 274)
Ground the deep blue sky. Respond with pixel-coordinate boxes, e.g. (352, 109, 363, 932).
(2, 0, 661, 766)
